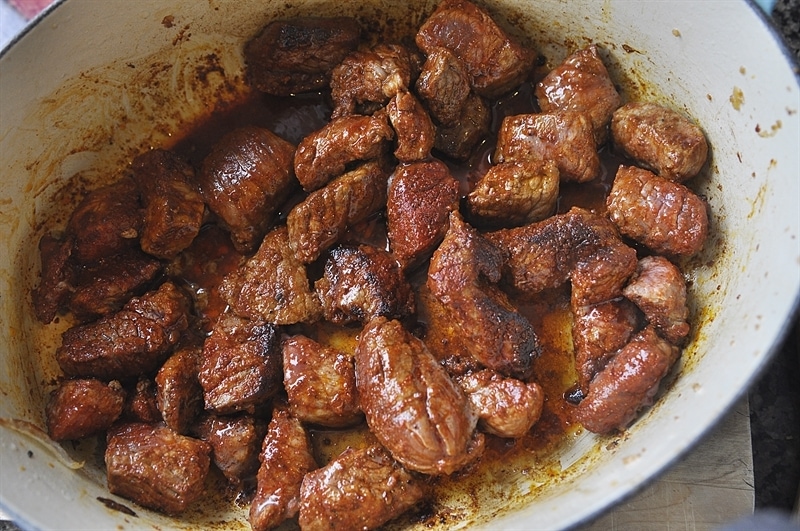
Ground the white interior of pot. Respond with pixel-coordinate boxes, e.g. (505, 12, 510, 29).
(1, 0, 798, 529)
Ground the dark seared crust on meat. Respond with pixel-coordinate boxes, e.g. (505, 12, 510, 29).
(434, 92, 491, 160)
(123, 378, 161, 424)
(105, 422, 211, 515)
(416, 0, 534, 98)
(191, 413, 266, 486)
(155, 346, 203, 435)
(46, 378, 125, 441)
(298, 445, 426, 531)
(131, 149, 205, 260)
(607, 165, 709, 258)
(197, 126, 296, 253)
(32, 234, 77, 323)
(387, 90, 436, 162)
(428, 212, 541, 379)
(249, 406, 317, 531)
(315, 244, 415, 325)
(535, 45, 621, 144)
(56, 282, 189, 380)
(245, 17, 361, 96)
(386, 159, 460, 268)
(287, 161, 390, 264)
(575, 326, 680, 434)
(415, 47, 472, 127)
(355, 317, 483, 475)
(293, 113, 394, 192)
(494, 111, 599, 183)
(611, 102, 708, 182)
(198, 313, 282, 414)
(221, 226, 322, 325)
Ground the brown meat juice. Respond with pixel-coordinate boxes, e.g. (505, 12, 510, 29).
(171, 82, 629, 521)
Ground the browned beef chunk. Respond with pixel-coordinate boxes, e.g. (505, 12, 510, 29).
(329, 43, 415, 118)
(386, 159, 460, 268)
(467, 159, 559, 227)
(56, 282, 189, 380)
(415, 47, 472, 127)
(433, 92, 490, 160)
(575, 326, 680, 434)
(245, 17, 361, 96)
(387, 90, 436, 162)
(198, 313, 281, 414)
(68, 249, 162, 322)
(572, 297, 641, 394)
(124, 378, 161, 424)
(45, 378, 125, 441)
(191, 413, 267, 486)
(293, 113, 393, 192)
(494, 111, 599, 183)
(535, 45, 621, 144)
(197, 126, 296, 253)
(31, 234, 77, 323)
(221, 226, 322, 325)
(105, 422, 211, 515)
(130, 149, 205, 260)
(67, 176, 143, 264)
(155, 346, 203, 435)
(287, 161, 390, 264)
(487, 207, 637, 306)
(249, 406, 316, 531)
(623, 255, 690, 345)
(428, 212, 540, 379)
(416, 0, 534, 98)
(456, 369, 544, 439)
(355, 317, 483, 475)
(611, 102, 709, 182)
(315, 244, 415, 326)
(298, 445, 426, 531)
(282, 334, 361, 428)
(607, 165, 709, 258)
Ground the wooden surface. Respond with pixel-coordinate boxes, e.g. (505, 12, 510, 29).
(578, 398, 754, 531)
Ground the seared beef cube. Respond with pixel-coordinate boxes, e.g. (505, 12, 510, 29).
(535, 45, 621, 144)
(124, 378, 162, 424)
(45, 378, 125, 441)
(249, 406, 316, 531)
(386, 90, 436, 162)
(130, 149, 205, 260)
(155, 346, 203, 434)
(494, 111, 600, 183)
(298, 445, 426, 531)
(315, 244, 415, 326)
(192, 413, 266, 486)
(456, 369, 544, 439)
(294, 113, 393, 192)
(105, 422, 211, 515)
(355, 317, 483, 475)
(330, 43, 415, 118)
(56, 282, 189, 380)
(415, 47, 472, 127)
(607, 165, 709, 258)
(428, 212, 540, 380)
(68, 249, 162, 322)
(623, 255, 690, 345)
(386, 159, 460, 268)
(287, 161, 390, 264)
(198, 313, 282, 414)
(198, 126, 296, 253)
(433, 92, 490, 160)
(467, 159, 559, 227)
(282, 335, 361, 427)
(416, 0, 534, 98)
(575, 326, 680, 434)
(31, 234, 77, 323)
(611, 102, 709, 182)
(221, 226, 322, 325)
(67, 176, 143, 265)
(245, 17, 361, 96)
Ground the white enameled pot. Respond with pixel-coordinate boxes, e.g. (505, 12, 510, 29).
(1, 1, 798, 529)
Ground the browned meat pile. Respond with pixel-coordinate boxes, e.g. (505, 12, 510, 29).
(31, 0, 711, 528)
